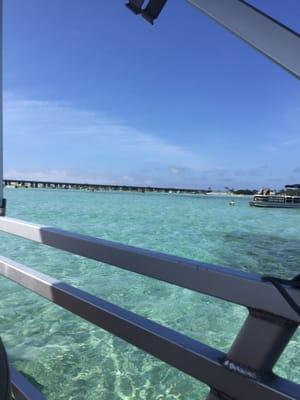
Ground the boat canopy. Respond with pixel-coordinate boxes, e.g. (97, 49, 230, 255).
(285, 184, 300, 189)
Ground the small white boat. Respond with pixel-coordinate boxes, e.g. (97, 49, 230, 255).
(249, 184, 300, 208)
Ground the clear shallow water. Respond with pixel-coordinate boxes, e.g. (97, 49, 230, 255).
(0, 188, 299, 399)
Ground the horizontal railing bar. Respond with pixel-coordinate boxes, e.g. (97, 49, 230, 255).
(0, 217, 299, 323)
(11, 368, 47, 400)
(0, 255, 299, 400)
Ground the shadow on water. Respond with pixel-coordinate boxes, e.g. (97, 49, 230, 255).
(21, 371, 45, 392)
(8, 354, 45, 392)
(218, 230, 300, 278)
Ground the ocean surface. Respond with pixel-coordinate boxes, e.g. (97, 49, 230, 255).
(0, 188, 299, 399)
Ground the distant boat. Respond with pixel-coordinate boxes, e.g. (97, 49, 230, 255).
(249, 184, 300, 208)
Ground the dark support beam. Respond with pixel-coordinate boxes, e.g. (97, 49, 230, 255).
(206, 309, 298, 399)
(226, 310, 297, 375)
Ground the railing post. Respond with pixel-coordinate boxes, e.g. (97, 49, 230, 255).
(206, 308, 298, 400)
(0, 0, 5, 217)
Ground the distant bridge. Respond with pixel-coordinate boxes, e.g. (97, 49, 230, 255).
(3, 179, 210, 195)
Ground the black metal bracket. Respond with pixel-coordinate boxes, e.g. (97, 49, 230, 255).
(126, 0, 168, 24)
(126, 1, 144, 14)
(0, 199, 6, 217)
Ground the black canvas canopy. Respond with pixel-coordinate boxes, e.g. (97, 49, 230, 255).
(285, 184, 300, 188)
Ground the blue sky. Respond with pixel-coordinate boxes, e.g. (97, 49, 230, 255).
(3, 0, 300, 189)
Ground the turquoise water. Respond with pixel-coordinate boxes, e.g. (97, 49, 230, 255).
(0, 188, 299, 399)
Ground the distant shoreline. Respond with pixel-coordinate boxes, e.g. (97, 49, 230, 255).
(3, 179, 210, 195)
(3, 179, 256, 196)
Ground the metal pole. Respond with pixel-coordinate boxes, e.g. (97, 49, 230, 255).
(0, 0, 5, 216)
(206, 309, 298, 400)
(188, 0, 300, 79)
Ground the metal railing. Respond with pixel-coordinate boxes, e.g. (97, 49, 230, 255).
(0, 216, 299, 400)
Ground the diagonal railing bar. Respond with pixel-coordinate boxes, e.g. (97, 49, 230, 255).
(10, 368, 47, 400)
(0, 216, 299, 323)
(0, 255, 299, 400)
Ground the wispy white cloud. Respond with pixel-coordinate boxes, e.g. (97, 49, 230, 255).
(262, 137, 300, 154)
(5, 169, 70, 181)
(5, 93, 295, 189)
(282, 138, 300, 146)
(263, 145, 278, 153)
(4, 93, 219, 187)
(261, 103, 300, 154)
(4, 93, 208, 169)
(4, 168, 121, 185)
(168, 166, 187, 176)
